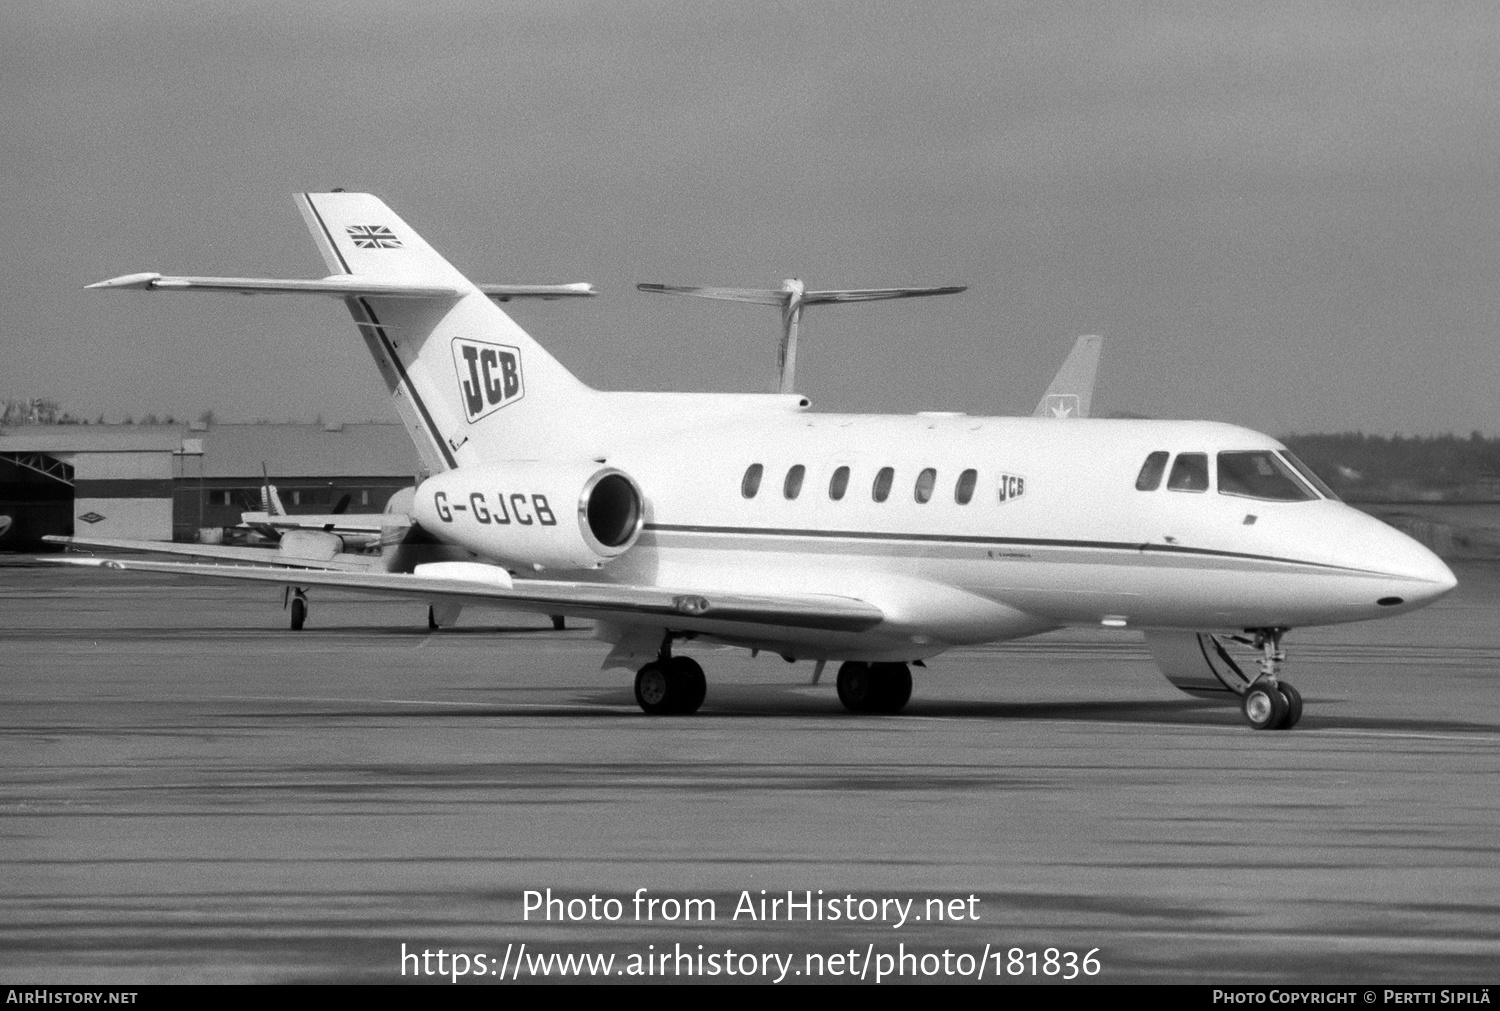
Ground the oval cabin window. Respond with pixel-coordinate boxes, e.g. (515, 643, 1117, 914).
(914, 468, 936, 503)
(872, 467, 894, 503)
(784, 464, 806, 500)
(741, 463, 763, 499)
(829, 466, 850, 501)
(955, 469, 977, 504)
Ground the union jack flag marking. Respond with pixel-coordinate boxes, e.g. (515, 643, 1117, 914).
(346, 224, 402, 249)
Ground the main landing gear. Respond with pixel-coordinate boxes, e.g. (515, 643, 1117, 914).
(634, 635, 707, 715)
(836, 661, 912, 715)
(287, 588, 308, 630)
(1239, 628, 1302, 731)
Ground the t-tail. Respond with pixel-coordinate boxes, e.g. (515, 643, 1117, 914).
(294, 193, 595, 471)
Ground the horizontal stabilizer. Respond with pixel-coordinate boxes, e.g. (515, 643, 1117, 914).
(86, 272, 464, 298)
(636, 283, 785, 305)
(636, 283, 966, 305)
(803, 285, 967, 304)
(88, 274, 599, 302)
(479, 282, 598, 301)
(47, 555, 886, 633)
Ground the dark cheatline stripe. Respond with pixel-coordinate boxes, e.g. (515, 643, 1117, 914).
(303, 193, 458, 472)
(302, 194, 352, 273)
(74, 479, 175, 498)
(642, 522, 1382, 575)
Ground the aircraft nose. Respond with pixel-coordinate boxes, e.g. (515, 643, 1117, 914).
(1373, 521, 1457, 603)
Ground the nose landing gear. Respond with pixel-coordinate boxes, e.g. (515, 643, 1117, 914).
(1240, 628, 1302, 731)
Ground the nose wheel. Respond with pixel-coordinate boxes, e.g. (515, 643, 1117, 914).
(1239, 629, 1302, 730)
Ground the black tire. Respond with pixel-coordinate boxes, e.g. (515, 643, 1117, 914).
(870, 662, 912, 713)
(1242, 677, 1288, 730)
(1275, 681, 1303, 730)
(837, 661, 878, 713)
(634, 662, 673, 715)
(290, 595, 307, 631)
(427, 605, 439, 631)
(551, 615, 566, 630)
(669, 656, 707, 715)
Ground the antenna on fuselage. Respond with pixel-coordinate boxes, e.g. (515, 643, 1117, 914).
(636, 280, 966, 394)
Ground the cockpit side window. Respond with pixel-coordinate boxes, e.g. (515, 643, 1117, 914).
(1135, 451, 1169, 491)
(1167, 453, 1209, 492)
(1217, 452, 1316, 502)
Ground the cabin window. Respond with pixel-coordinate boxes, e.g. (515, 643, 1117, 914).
(1167, 453, 1209, 492)
(829, 466, 850, 501)
(955, 469, 977, 504)
(872, 467, 894, 503)
(1278, 450, 1340, 501)
(914, 468, 937, 503)
(1218, 452, 1316, 502)
(1136, 451, 1169, 491)
(784, 464, 806, 500)
(741, 463, 763, 499)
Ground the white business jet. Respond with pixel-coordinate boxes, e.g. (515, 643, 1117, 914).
(58, 193, 1455, 730)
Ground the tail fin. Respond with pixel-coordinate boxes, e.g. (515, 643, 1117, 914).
(296, 193, 594, 471)
(260, 464, 286, 515)
(1033, 335, 1103, 419)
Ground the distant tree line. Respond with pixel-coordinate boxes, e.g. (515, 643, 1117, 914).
(1282, 432, 1500, 501)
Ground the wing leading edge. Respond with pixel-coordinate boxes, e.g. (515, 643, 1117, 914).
(47, 556, 886, 634)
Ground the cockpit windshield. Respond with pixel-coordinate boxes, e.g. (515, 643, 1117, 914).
(1278, 450, 1341, 501)
(1218, 451, 1316, 502)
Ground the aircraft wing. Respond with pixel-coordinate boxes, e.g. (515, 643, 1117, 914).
(44, 535, 376, 572)
(238, 513, 392, 536)
(1033, 335, 1103, 419)
(48, 556, 886, 633)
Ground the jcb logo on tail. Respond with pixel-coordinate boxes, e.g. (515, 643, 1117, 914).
(452, 338, 524, 422)
(998, 473, 1026, 503)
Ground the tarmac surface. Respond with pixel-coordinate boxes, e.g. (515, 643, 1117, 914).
(1, 560, 1497, 984)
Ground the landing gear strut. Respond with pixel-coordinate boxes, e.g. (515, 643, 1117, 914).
(1240, 628, 1301, 730)
(634, 634, 706, 715)
(836, 661, 912, 714)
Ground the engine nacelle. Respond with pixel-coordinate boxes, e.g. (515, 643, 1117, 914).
(413, 462, 644, 571)
(1143, 630, 1255, 699)
(278, 529, 344, 561)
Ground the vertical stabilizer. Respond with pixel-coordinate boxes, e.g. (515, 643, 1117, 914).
(296, 193, 594, 471)
(1033, 335, 1103, 419)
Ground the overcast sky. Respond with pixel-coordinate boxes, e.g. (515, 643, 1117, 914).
(4, 1, 1498, 435)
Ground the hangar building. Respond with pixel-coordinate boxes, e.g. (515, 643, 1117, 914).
(0, 422, 418, 550)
